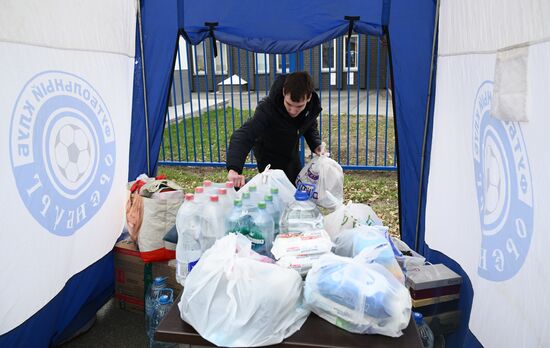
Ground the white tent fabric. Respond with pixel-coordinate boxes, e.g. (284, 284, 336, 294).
(0, 0, 136, 334)
(426, 0, 550, 347)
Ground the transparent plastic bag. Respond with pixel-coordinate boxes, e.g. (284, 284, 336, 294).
(179, 234, 309, 347)
(296, 144, 344, 210)
(304, 251, 411, 337)
(333, 225, 405, 283)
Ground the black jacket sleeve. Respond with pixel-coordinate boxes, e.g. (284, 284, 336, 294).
(226, 104, 270, 174)
(304, 118, 322, 153)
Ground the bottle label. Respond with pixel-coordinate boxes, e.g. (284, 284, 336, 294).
(247, 230, 265, 245)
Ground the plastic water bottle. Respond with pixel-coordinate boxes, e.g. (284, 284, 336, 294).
(241, 191, 257, 214)
(264, 194, 281, 237)
(217, 187, 232, 215)
(225, 199, 243, 235)
(145, 277, 166, 340)
(150, 290, 177, 348)
(224, 181, 237, 202)
(177, 234, 201, 284)
(280, 188, 324, 234)
(249, 201, 274, 256)
(200, 195, 225, 251)
(194, 186, 207, 205)
(175, 194, 202, 284)
(414, 312, 434, 348)
(248, 185, 262, 203)
(203, 180, 217, 195)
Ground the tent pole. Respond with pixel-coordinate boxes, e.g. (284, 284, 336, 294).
(137, 0, 151, 176)
(414, 0, 441, 252)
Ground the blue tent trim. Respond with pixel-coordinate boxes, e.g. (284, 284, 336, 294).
(129, 0, 179, 179)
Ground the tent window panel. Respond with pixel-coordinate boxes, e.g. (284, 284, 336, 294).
(344, 35, 359, 71)
(192, 41, 228, 75)
(256, 53, 269, 74)
(321, 40, 336, 72)
(276, 54, 290, 73)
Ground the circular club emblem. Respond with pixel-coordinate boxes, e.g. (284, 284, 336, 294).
(472, 81, 533, 281)
(9, 71, 116, 236)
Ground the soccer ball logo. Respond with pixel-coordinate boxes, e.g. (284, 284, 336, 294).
(54, 125, 92, 184)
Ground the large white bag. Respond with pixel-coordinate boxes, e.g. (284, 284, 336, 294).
(240, 165, 296, 205)
(296, 146, 343, 210)
(179, 234, 310, 347)
(304, 250, 411, 337)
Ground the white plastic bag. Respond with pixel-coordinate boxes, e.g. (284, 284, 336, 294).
(296, 145, 344, 210)
(304, 250, 411, 337)
(179, 234, 309, 347)
(333, 225, 404, 283)
(324, 200, 382, 241)
(240, 165, 296, 205)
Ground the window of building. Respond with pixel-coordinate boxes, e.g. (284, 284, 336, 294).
(321, 40, 336, 72)
(255, 53, 270, 74)
(191, 41, 229, 75)
(343, 35, 359, 71)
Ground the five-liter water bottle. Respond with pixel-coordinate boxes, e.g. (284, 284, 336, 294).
(249, 201, 274, 256)
(280, 188, 324, 234)
(225, 199, 243, 235)
(200, 195, 225, 252)
(216, 187, 232, 215)
(414, 312, 434, 348)
(149, 291, 178, 348)
(175, 194, 202, 284)
(248, 185, 263, 205)
(145, 277, 166, 340)
(264, 194, 281, 237)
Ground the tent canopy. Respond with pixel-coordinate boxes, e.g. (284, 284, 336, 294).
(179, 0, 389, 53)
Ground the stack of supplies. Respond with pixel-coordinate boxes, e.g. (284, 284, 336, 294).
(405, 263, 462, 334)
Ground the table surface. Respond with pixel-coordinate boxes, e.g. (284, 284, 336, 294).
(155, 297, 423, 348)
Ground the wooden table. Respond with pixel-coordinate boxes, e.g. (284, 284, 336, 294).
(155, 298, 423, 348)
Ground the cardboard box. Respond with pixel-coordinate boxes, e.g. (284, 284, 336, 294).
(405, 264, 462, 291)
(114, 238, 182, 313)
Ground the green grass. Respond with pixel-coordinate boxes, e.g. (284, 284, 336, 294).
(158, 166, 399, 237)
(160, 108, 396, 168)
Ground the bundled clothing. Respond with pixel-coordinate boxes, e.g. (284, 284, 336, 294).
(226, 75, 322, 183)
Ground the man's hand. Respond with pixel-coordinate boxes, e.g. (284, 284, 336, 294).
(227, 169, 246, 188)
(314, 144, 327, 156)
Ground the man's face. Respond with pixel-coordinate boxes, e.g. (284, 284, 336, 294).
(283, 93, 311, 117)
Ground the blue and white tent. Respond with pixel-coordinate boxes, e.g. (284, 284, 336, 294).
(1, 0, 549, 347)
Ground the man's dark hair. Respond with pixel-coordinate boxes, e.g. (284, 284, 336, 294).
(283, 71, 314, 102)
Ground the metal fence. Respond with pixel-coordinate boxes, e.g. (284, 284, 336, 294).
(159, 33, 396, 171)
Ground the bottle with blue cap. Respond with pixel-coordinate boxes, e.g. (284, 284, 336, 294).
(149, 289, 177, 348)
(145, 277, 166, 339)
(280, 186, 324, 234)
(413, 311, 434, 348)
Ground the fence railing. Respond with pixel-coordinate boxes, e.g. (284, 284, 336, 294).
(159, 33, 396, 171)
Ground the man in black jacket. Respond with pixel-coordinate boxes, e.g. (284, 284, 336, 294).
(226, 71, 323, 187)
